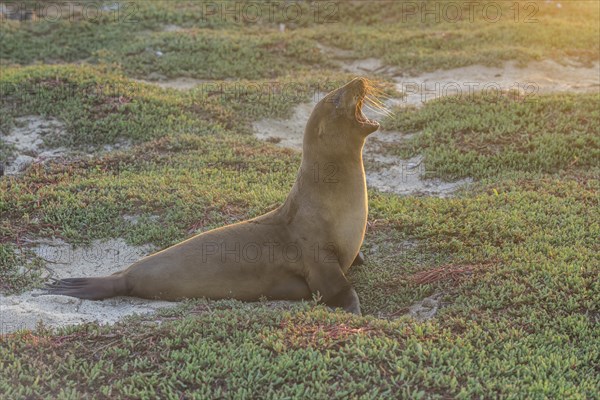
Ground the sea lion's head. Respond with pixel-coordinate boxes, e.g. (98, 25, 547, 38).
(304, 77, 384, 153)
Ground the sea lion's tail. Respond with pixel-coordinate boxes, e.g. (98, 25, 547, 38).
(44, 275, 128, 300)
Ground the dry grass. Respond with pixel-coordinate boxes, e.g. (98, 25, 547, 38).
(409, 261, 497, 285)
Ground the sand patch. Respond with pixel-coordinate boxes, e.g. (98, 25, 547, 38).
(317, 43, 396, 76)
(0, 115, 130, 176)
(253, 101, 317, 149)
(134, 76, 209, 91)
(364, 153, 472, 197)
(163, 24, 184, 32)
(0, 238, 177, 333)
(362, 132, 471, 196)
(1, 116, 68, 175)
(407, 293, 444, 321)
(395, 59, 600, 107)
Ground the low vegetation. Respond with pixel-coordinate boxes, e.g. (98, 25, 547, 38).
(382, 92, 600, 178)
(1, 1, 598, 77)
(1, 1, 598, 398)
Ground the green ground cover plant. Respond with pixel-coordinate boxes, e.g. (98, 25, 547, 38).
(382, 92, 600, 178)
(1, 65, 597, 398)
(1, 1, 598, 398)
(1, 1, 598, 77)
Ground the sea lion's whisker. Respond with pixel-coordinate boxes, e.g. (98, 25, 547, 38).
(359, 80, 392, 118)
(365, 97, 388, 111)
(364, 104, 392, 119)
(364, 97, 392, 117)
(365, 92, 383, 102)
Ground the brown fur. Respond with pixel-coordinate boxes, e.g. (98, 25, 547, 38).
(46, 78, 381, 314)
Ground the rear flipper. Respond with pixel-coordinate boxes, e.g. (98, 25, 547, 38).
(44, 276, 127, 300)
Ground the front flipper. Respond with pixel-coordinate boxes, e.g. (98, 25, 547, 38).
(306, 250, 361, 315)
(325, 284, 361, 315)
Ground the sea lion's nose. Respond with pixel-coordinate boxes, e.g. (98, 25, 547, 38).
(338, 78, 367, 106)
(348, 77, 368, 94)
(331, 77, 369, 110)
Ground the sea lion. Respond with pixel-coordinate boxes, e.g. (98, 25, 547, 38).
(45, 77, 382, 315)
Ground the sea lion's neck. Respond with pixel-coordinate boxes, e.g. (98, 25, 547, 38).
(279, 145, 368, 222)
(301, 139, 365, 184)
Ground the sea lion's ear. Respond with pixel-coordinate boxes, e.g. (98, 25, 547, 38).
(318, 121, 326, 138)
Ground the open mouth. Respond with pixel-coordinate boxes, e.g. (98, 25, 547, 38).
(348, 78, 387, 128)
(354, 95, 380, 127)
(355, 97, 371, 124)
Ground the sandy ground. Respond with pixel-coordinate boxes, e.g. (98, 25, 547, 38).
(394, 59, 600, 107)
(1, 115, 130, 176)
(406, 293, 444, 321)
(134, 76, 209, 91)
(0, 239, 177, 333)
(1, 116, 69, 175)
(163, 24, 184, 32)
(253, 96, 329, 150)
